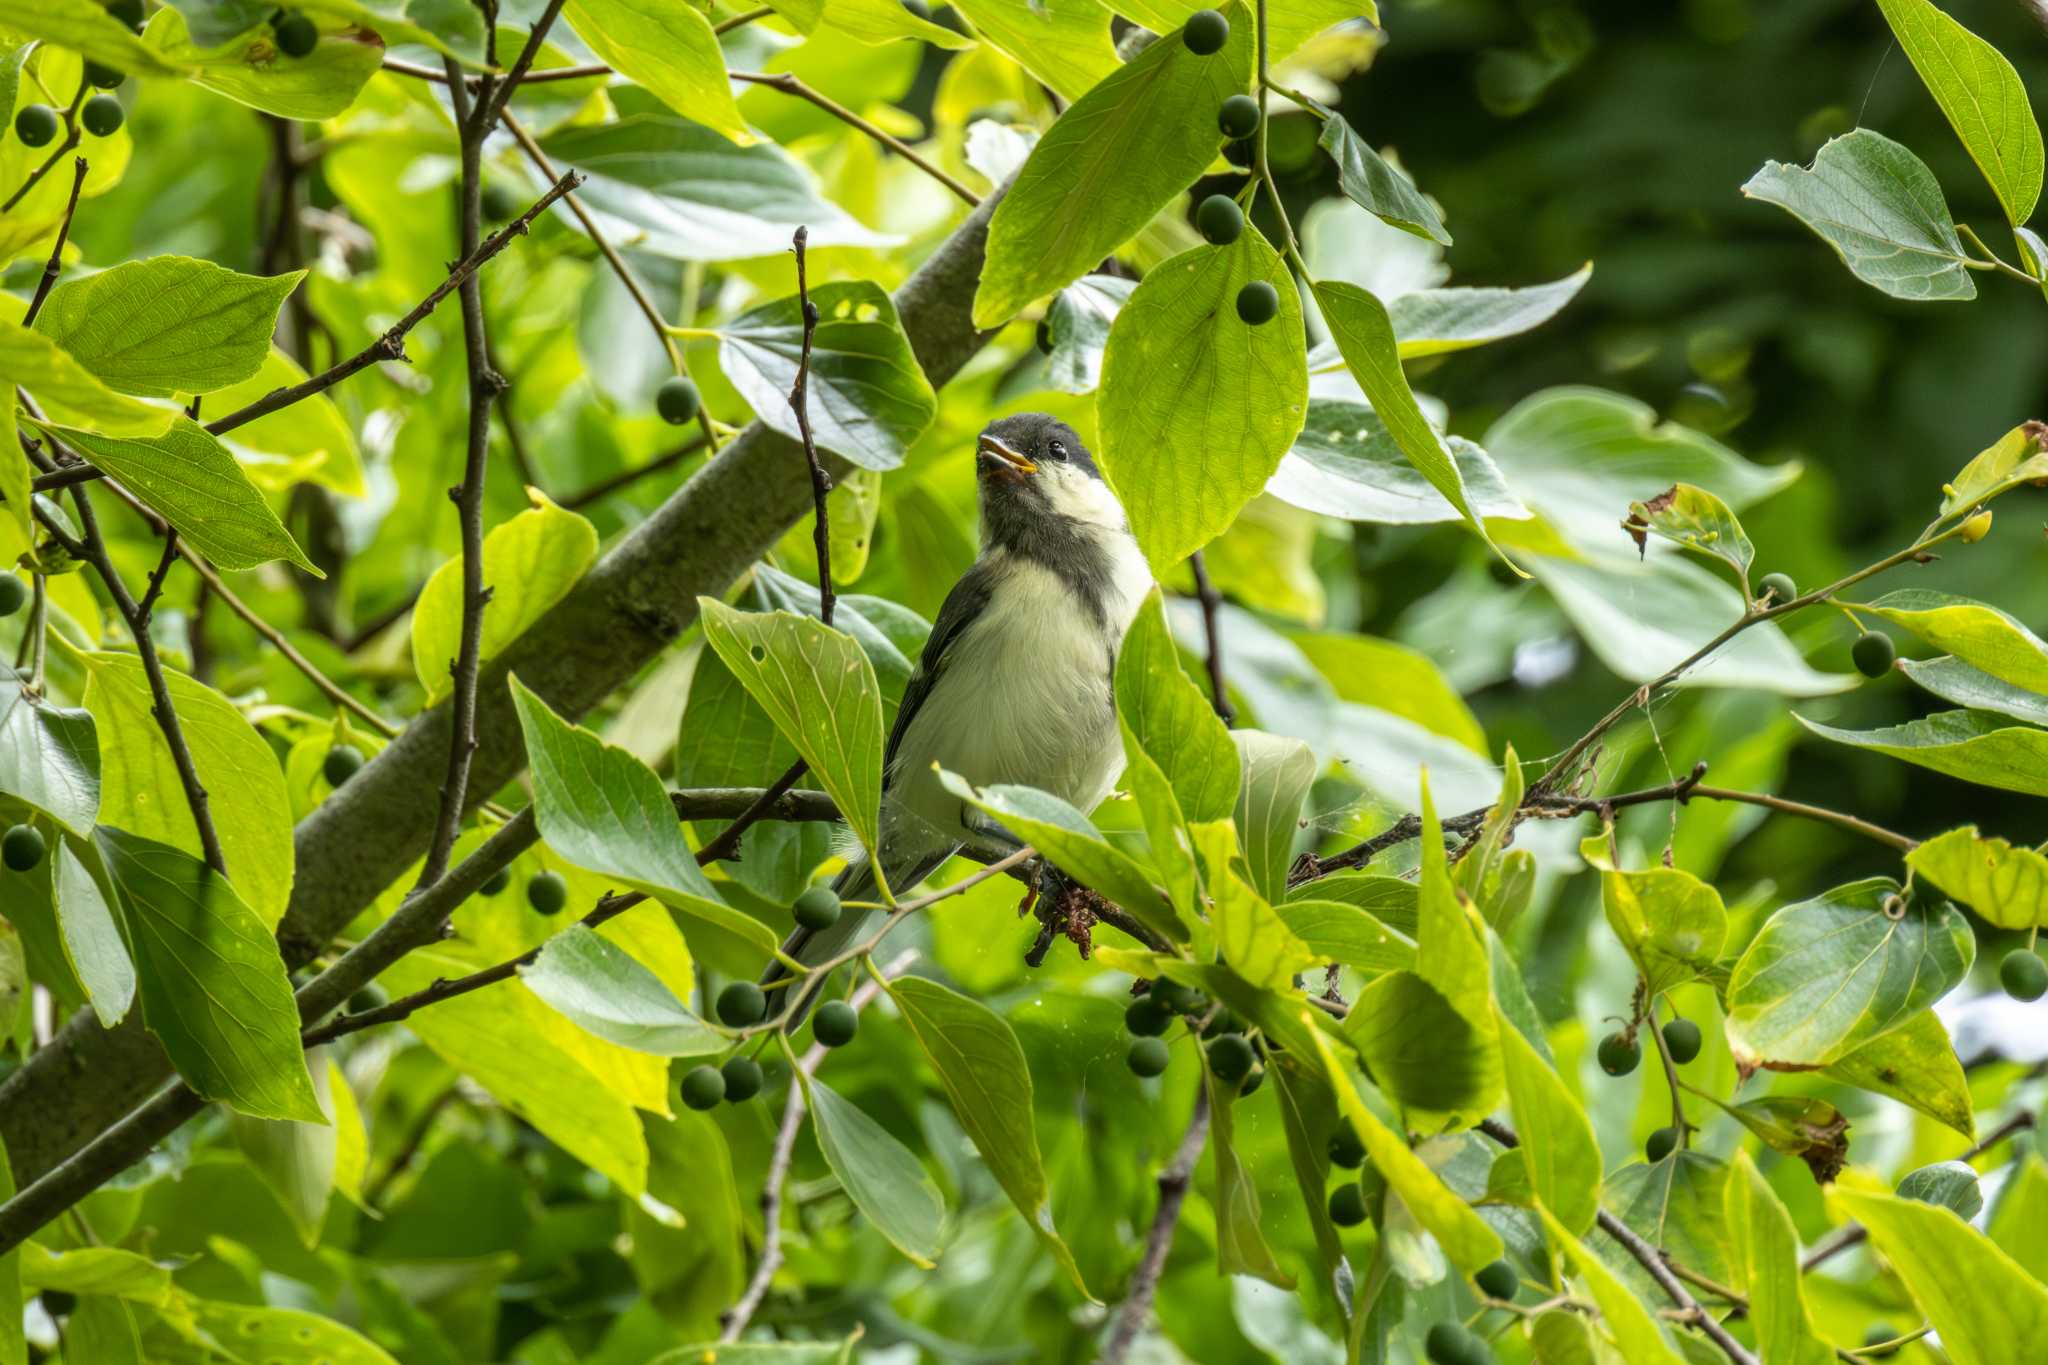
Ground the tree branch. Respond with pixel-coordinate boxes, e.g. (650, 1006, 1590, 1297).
(1185, 550, 1234, 724)
(1098, 1083, 1212, 1363)
(729, 71, 981, 207)
(22, 157, 88, 327)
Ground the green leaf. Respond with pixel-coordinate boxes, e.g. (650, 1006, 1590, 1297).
(1621, 482, 1754, 581)
(0, 316, 176, 436)
(1042, 274, 1134, 394)
(1586, 850, 1727, 999)
(1796, 708, 2048, 796)
(1313, 279, 1499, 555)
(1875, 0, 2043, 227)
(563, 0, 750, 144)
(1497, 1012, 1600, 1235)
(18, 1244, 171, 1301)
(27, 416, 319, 574)
(1105, 0, 1375, 66)
(1293, 629, 1489, 754)
(413, 489, 597, 704)
(1302, 1017, 1504, 1273)
(1115, 590, 1240, 822)
(63, 1299, 142, 1365)
(508, 676, 773, 956)
(1897, 1159, 1982, 1219)
(1206, 1070, 1294, 1287)
(1536, 1206, 1689, 1365)
(1344, 969, 1501, 1119)
(1269, 1057, 1349, 1289)
(1829, 1188, 2048, 1365)
(1907, 825, 2048, 930)
(0, 660, 98, 836)
(1269, 398, 1527, 527)
(947, 0, 1119, 101)
(1232, 730, 1315, 901)
(889, 976, 1088, 1297)
(802, 1075, 946, 1267)
(973, 2, 1255, 328)
(718, 280, 938, 472)
(83, 651, 295, 929)
(210, 348, 363, 496)
(145, 5, 380, 117)
(32, 257, 302, 399)
(519, 924, 726, 1056)
(540, 97, 894, 263)
(1863, 588, 2048, 694)
(1940, 421, 2048, 517)
(1725, 877, 1973, 1070)
(1720, 1094, 1852, 1183)
(1212, 861, 1317, 991)
(94, 826, 323, 1123)
(1741, 129, 1976, 302)
(650, 1341, 857, 1365)
(1824, 1007, 1974, 1138)
(1987, 1155, 2048, 1282)
(54, 835, 134, 1028)
(1601, 1150, 1732, 1302)
(1383, 265, 1592, 358)
(1414, 772, 1493, 1028)
(0, 0, 183, 73)
(0, 1137, 19, 1365)
(166, 1296, 399, 1364)
(1897, 655, 2048, 726)
(1318, 110, 1448, 244)
(1119, 720, 1203, 924)
(1722, 1151, 1832, 1365)
(1274, 898, 1415, 973)
(760, 0, 970, 47)
(229, 1059, 339, 1245)
(697, 599, 886, 878)
(1098, 230, 1307, 571)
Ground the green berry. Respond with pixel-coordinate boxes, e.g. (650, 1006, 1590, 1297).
(720, 1055, 764, 1102)
(1207, 1032, 1255, 1084)
(2001, 948, 2048, 1002)
(1862, 1324, 1901, 1358)
(716, 980, 768, 1026)
(1222, 137, 1255, 169)
(85, 62, 125, 89)
(14, 105, 58, 148)
(793, 884, 842, 931)
(526, 870, 568, 915)
(1646, 1125, 1679, 1163)
(1127, 1035, 1170, 1077)
(1200, 1008, 1241, 1039)
(1661, 1017, 1702, 1065)
(323, 744, 365, 787)
(1149, 979, 1198, 1013)
(1597, 1031, 1641, 1077)
(1474, 1258, 1518, 1301)
(656, 376, 701, 425)
(1239, 1064, 1264, 1095)
(39, 1290, 77, 1318)
(1195, 192, 1244, 245)
(1217, 93, 1261, 139)
(1852, 630, 1897, 678)
(1425, 1320, 1493, 1365)
(0, 574, 27, 617)
(2, 824, 46, 873)
(1758, 571, 1796, 606)
(1327, 1181, 1367, 1227)
(1328, 1126, 1365, 1169)
(1182, 8, 1228, 54)
(680, 1064, 725, 1110)
(106, 0, 144, 29)
(1125, 997, 1172, 1037)
(274, 11, 318, 56)
(814, 999, 858, 1047)
(348, 984, 388, 1014)
(480, 867, 511, 896)
(1235, 280, 1279, 325)
(80, 95, 123, 137)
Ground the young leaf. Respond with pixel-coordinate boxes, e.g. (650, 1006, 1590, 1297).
(1722, 1151, 1833, 1365)
(1742, 130, 1976, 302)
(32, 257, 304, 399)
(519, 924, 726, 1056)
(802, 1075, 946, 1267)
(1205, 1071, 1295, 1287)
(95, 827, 324, 1123)
(1384, 265, 1592, 358)
(1621, 482, 1754, 581)
(1829, 1187, 2048, 1365)
(508, 676, 775, 956)
(697, 599, 886, 877)
(1875, 0, 2043, 228)
(1941, 421, 2048, 516)
(563, 0, 751, 144)
(718, 281, 938, 472)
(1796, 709, 2048, 796)
(1097, 229, 1308, 573)
(1211, 863, 1317, 991)
(973, 1, 1255, 328)
(413, 489, 597, 704)
(1497, 1014, 1600, 1235)
(1907, 825, 2048, 929)
(1585, 851, 1727, 999)
(0, 660, 99, 836)
(1725, 877, 1973, 1070)
(1862, 589, 2048, 694)
(1268, 398, 1527, 527)
(1318, 111, 1448, 245)
(888, 976, 1090, 1297)
(1232, 730, 1315, 901)
(1115, 591, 1240, 822)
(758, 0, 970, 47)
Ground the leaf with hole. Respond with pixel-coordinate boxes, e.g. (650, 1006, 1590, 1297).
(1621, 482, 1754, 581)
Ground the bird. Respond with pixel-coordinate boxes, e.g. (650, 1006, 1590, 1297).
(766, 412, 1154, 1013)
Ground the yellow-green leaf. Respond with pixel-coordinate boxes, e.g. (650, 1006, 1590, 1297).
(1907, 824, 2048, 929)
(1498, 1014, 1600, 1234)
(1115, 590, 1240, 822)
(1722, 1151, 1832, 1365)
(1941, 421, 2048, 517)
(1875, 0, 2043, 227)
(564, 0, 752, 144)
(1537, 1205, 1689, 1365)
(1798, 707, 2048, 795)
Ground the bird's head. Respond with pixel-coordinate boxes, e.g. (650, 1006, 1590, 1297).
(974, 414, 1127, 545)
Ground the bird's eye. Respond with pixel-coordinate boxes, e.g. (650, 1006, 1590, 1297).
(1048, 440, 1067, 460)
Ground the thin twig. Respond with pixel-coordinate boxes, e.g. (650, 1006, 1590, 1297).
(1185, 550, 1234, 724)
(469, 0, 569, 137)
(0, 79, 87, 214)
(1098, 1084, 1213, 1363)
(22, 158, 88, 327)
(714, 5, 773, 33)
(721, 951, 916, 1341)
(788, 226, 834, 627)
(730, 71, 981, 206)
(558, 436, 708, 509)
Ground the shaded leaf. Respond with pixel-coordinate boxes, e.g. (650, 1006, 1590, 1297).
(803, 1075, 946, 1267)
(229, 1060, 339, 1245)
(1232, 730, 1316, 901)
(1043, 274, 1134, 394)
(1268, 398, 1527, 527)
(1537, 1205, 1689, 1365)
(1897, 655, 2048, 726)
(1318, 109, 1448, 244)
(519, 924, 726, 1056)
(1384, 266, 1592, 358)
(1498, 1014, 1600, 1235)
(1796, 708, 2048, 796)
(54, 835, 134, 1028)
(1896, 1159, 1981, 1220)
(1207, 1070, 1295, 1287)
(0, 660, 99, 836)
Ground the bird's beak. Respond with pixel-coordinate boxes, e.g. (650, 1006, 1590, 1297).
(976, 434, 1036, 482)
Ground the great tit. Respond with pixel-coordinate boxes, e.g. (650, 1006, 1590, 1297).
(769, 413, 1153, 1013)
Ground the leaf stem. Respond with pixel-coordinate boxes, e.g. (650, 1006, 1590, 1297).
(729, 71, 982, 207)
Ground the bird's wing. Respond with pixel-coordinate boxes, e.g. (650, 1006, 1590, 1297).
(882, 557, 998, 784)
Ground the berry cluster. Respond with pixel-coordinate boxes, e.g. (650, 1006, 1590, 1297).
(1123, 979, 1265, 1093)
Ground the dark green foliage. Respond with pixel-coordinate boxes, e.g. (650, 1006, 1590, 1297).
(680, 1065, 725, 1110)
(2, 824, 46, 873)
(1646, 1126, 1680, 1163)
(482, 183, 520, 221)
(1326, 1181, 1367, 1227)
(1222, 137, 1255, 168)
(14, 104, 57, 147)
(0, 575, 26, 616)
(1328, 1126, 1366, 1169)
(323, 744, 365, 787)
(716, 980, 768, 1026)
(813, 999, 859, 1047)
(1206, 1032, 1255, 1083)
(105, 0, 144, 29)
(1127, 1036, 1170, 1077)
(656, 376, 701, 425)
(525, 870, 568, 915)
(1035, 317, 1054, 354)
(1200, 1008, 1241, 1038)
(1474, 1259, 1518, 1301)
(721, 1055, 764, 1102)
(1758, 571, 1797, 605)
(1125, 996, 1172, 1036)
(39, 1290, 76, 1318)
(793, 884, 842, 930)
(1217, 94, 1261, 140)
(348, 984, 388, 1014)
(1852, 630, 1897, 678)
(2001, 949, 2047, 1002)
(1149, 978, 1199, 1013)
(1236, 281, 1279, 325)
(1597, 1031, 1641, 1077)
(1195, 193, 1244, 245)
(1425, 1321, 1493, 1365)
(1662, 1017, 1702, 1064)
(1183, 9, 1228, 55)
(275, 12, 319, 57)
